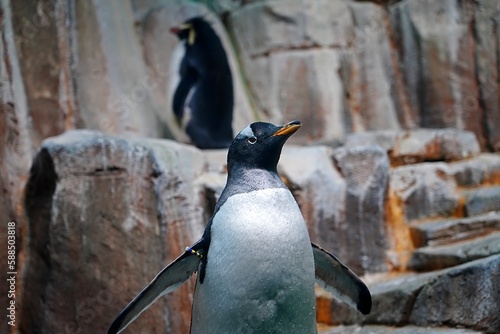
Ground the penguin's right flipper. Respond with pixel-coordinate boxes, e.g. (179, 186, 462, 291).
(312, 243, 372, 315)
(108, 240, 206, 334)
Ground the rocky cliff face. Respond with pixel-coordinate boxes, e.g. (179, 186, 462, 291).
(1, 0, 499, 333)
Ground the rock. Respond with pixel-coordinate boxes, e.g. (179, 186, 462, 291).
(228, 0, 354, 57)
(228, 0, 414, 144)
(389, 163, 460, 221)
(0, 1, 33, 334)
(408, 232, 500, 271)
(343, 2, 411, 133)
(140, 1, 256, 145)
(473, 0, 500, 151)
(321, 325, 481, 334)
(464, 186, 500, 216)
(73, 0, 166, 138)
(409, 254, 500, 333)
(390, 0, 489, 149)
(19, 131, 212, 334)
(330, 254, 500, 333)
(346, 129, 481, 166)
(11, 0, 69, 147)
(332, 145, 390, 274)
(449, 153, 500, 187)
(279, 145, 347, 255)
(410, 211, 500, 247)
(260, 49, 346, 144)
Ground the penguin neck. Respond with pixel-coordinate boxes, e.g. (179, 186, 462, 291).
(214, 164, 287, 213)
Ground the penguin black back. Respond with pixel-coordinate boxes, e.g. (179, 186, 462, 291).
(171, 17, 234, 149)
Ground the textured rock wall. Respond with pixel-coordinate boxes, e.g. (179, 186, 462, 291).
(1, 0, 500, 333)
(228, 0, 500, 150)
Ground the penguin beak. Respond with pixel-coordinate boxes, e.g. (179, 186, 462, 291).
(272, 120, 301, 137)
(170, 26, 181, 35)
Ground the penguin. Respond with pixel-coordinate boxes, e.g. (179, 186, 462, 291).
(108, 120, 371, 334)
(170, 17, 234, 149)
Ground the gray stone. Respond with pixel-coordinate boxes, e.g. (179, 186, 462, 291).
(344, 2, 409, 133)
(464, 186, 500, 216)
(389, 163, 460, 221)
(408, 232, 500, 271)
(330, 271, 439, 326)
(228, 0, 354, 57)
(410, 211, 500, 247)
(449, 154, 500, 187)
(390, 0, 489, 149)
(329, 255, 500, 333)
(473, 0, 500, 151)
(141, 1, 257, 145)
(228, 0, 413, 144)
(346, 129, 481, 166)
(73, 0, 166, 138)
(0, 2, 33, 334)
(279, 145, 346, 255)
(410, 254, 500, 333)
(332, 145, 390, 274)
(11, 0, 68, 147)
(321, 325, 481, 334)
(20, 131, 211, 334)
(281, 145, 390, 276)
(265, 49, 346, 144)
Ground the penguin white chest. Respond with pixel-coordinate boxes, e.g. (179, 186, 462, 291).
(191, 188, 317, 334)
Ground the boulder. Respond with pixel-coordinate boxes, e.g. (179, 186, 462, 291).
(409, 254, 500, 333)
(10, 0, 68, 147)
(228, 0, 414, 144)
(473, 0, 500, 151)
(346, 129, 481, 166)
(390, 0, 489, 149)
(321, 325, 481, 334)
(0, 2, 33, 334)
(73, 0, 166, 138)
(279, 145, 346, 254)
(410, 211, 500, 247)
(329, 254, 500, 333)
(332, 145, 390, 274)
(20, 131, 212, 334)
(408, 232, 500, 271)
(449, 153, 500, 187)
(464, 186, 500, 216)
(228, 0, 354, 57)
(389, 163, 460, 221)
(281, 144, 391, 276)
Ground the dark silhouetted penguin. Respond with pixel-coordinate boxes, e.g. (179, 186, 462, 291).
(108, 120, 371, 334)
(170, 17, 233, 149)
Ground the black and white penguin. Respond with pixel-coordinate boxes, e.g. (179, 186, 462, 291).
(108, 120, 371, 334)
(170, 17, 233, 149)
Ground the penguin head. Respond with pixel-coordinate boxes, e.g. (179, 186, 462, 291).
(169, 17, 211, 46)
(227, 120, 301, 173)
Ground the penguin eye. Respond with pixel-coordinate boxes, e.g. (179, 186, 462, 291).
(247, 136, 257, 144)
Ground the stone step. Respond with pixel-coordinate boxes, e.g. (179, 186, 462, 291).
(464, 185, 500, 216)
(407, 232, 500, 272)
(322, 254, 500, 333)
(320, 325, 481, 334)
(409, 211, 500, 247)
(449, 153, 500, 187)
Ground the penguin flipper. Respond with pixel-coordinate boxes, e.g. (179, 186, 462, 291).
(108, 241, 206, 334)
(173, 65, 198, 121)
(312, 243, 372, 315)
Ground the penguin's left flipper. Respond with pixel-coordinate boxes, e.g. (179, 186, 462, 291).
(312, 243, 372, 315)
(108, 241, 206, 334)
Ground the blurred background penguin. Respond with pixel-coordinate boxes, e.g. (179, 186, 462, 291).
(170, 17, 234, 149)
